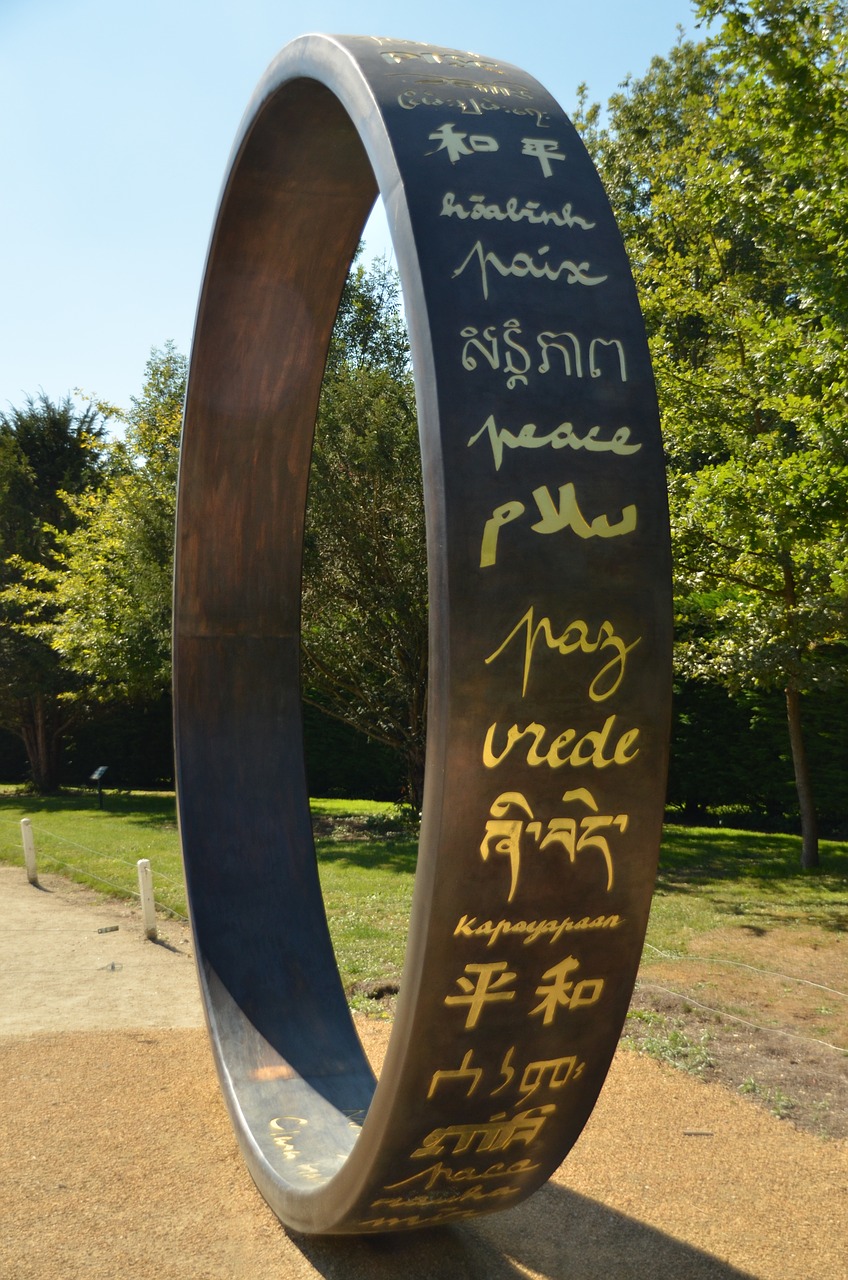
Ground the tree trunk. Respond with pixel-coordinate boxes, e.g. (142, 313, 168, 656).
(405, 743, 425, 814)
(18, 694, 63, 793)
(785, 685, 819, 870)
(780, 555, 819, 869)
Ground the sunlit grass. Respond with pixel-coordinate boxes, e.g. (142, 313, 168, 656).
(646, 825, 848, 955)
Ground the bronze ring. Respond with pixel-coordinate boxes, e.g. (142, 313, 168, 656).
(174, 33, 672, 1235)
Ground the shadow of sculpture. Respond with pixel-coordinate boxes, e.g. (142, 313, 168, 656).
(289, 1177, 755, 1280)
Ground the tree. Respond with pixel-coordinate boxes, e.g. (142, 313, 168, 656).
(579, 0, 848, 866)
(49, 343, 186, 702)
(48, 272, 426, 805)
(0, 394, 107, 790)
(301, 258, 428, 807)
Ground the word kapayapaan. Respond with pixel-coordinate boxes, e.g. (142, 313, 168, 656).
(454, 913, 623, 947)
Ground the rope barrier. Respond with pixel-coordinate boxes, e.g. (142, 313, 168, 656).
(643, 940, 848, 1000)
(633, 979, 846, 1055)
(16, 824, 189, 924)
(35, 827, 144, 871)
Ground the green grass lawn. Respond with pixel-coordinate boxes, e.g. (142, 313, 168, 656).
(1, 786, 845, 995)
(649, 824, 848, 957)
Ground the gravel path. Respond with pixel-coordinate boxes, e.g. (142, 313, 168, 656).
(1, 865, 845, 1280)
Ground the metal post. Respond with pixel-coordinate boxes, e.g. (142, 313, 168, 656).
(137, 858, 157, 940)
(21, 818, 37, 886)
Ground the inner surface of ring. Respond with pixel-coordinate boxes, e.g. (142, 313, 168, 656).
(175, 76, 380, 1182)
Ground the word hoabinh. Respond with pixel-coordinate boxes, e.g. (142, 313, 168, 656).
(441, 191, 595, 229)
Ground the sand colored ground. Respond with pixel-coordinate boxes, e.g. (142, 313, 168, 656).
(1, 866, 845, 1280)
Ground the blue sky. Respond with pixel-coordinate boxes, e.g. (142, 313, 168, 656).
(0, 0, 701, 415)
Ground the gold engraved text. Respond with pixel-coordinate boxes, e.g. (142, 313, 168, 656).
(269, 1116, 307, 1160)
(480, 483, 637, 567)
(482, 716, 640, 770)
(385, 1157, 540, 1193)
(480, 789, 628, 898)
(459, 320, 628, 389)
(412, 1105, 555, 1157)
(531, 956, 604, 1025)
(371, 1183, 522, 1212)
(428, 122, 498, 162)
(454, 911, 623, 947)
(428, 1049, 483, 1099)
(381, 50, 504, 72)
(443, 191, 594, 228)
(399, 91, 548, 123)
(429, 1046, 586, 1103)
(468, 415, 640, 472)
(444, 960, 517, 1027)
(485, 607, 640, 700)
(453, 241, 608, 300)
(520, 137, 565, 176)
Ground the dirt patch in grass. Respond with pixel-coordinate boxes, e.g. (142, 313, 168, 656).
(624, 922, 848, 1139)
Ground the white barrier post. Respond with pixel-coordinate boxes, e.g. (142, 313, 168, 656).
(21, 818, 38, 886)
(137, 858, 158, 940)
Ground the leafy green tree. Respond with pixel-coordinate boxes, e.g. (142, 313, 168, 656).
(302, 258, 428, 807)
(49, 270, 426, 806)
(0, 395, 107, 790)
(580, 0, 848, 866)
(50, 344, 186, 702)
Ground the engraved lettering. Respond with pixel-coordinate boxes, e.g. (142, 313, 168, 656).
(453, 241, 608, 300)
(441, 191, 594, 229)
(384, 1157, 540, 1194)
(453, 912, 624, 946)
(520, 137, 566, 176)
(483, 716, 640, 769)
(371, 1184, 522, 1211)
(485, 607, 640, 701)
(399, 90, 548, 123)
(444, 960, 517, 1027)
(530, 482, 637, 539)
(428, 122, 499, 162)
(411, 1105, 555, 1157)
(531, 956, 605, 1025)
(479, 788, 627, 897)
(461, 324, 500, 373)
(480, 484, 637, 566)
(381, 50, 504, 72)
(589, 337, 628, 380)
(520, 1055, 585, 1099)
(480, 500, 525, 567)
(537, 329, 583, 376)
(467, 414, 641, 472)
(427, 1049, 484, 1099)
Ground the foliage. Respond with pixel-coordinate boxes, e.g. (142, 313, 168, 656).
(579, 0, 848, 866)
(47, 344, 186, 702)
(0, 395, 108, 790)
(44, 268, 426, 807)
(302, 257, 428, 807)
(667, 678, 848, 832)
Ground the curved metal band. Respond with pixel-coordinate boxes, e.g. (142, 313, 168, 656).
(174, 33, 672, 1235)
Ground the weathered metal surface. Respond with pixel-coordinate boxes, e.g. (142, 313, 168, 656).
(173, 34, 672, 1235)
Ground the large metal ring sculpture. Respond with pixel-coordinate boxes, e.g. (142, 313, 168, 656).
(174, 33, 672, 1235)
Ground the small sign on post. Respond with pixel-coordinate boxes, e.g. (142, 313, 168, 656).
(90, 766, 108, 810)
(137, 858, 157, 941)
